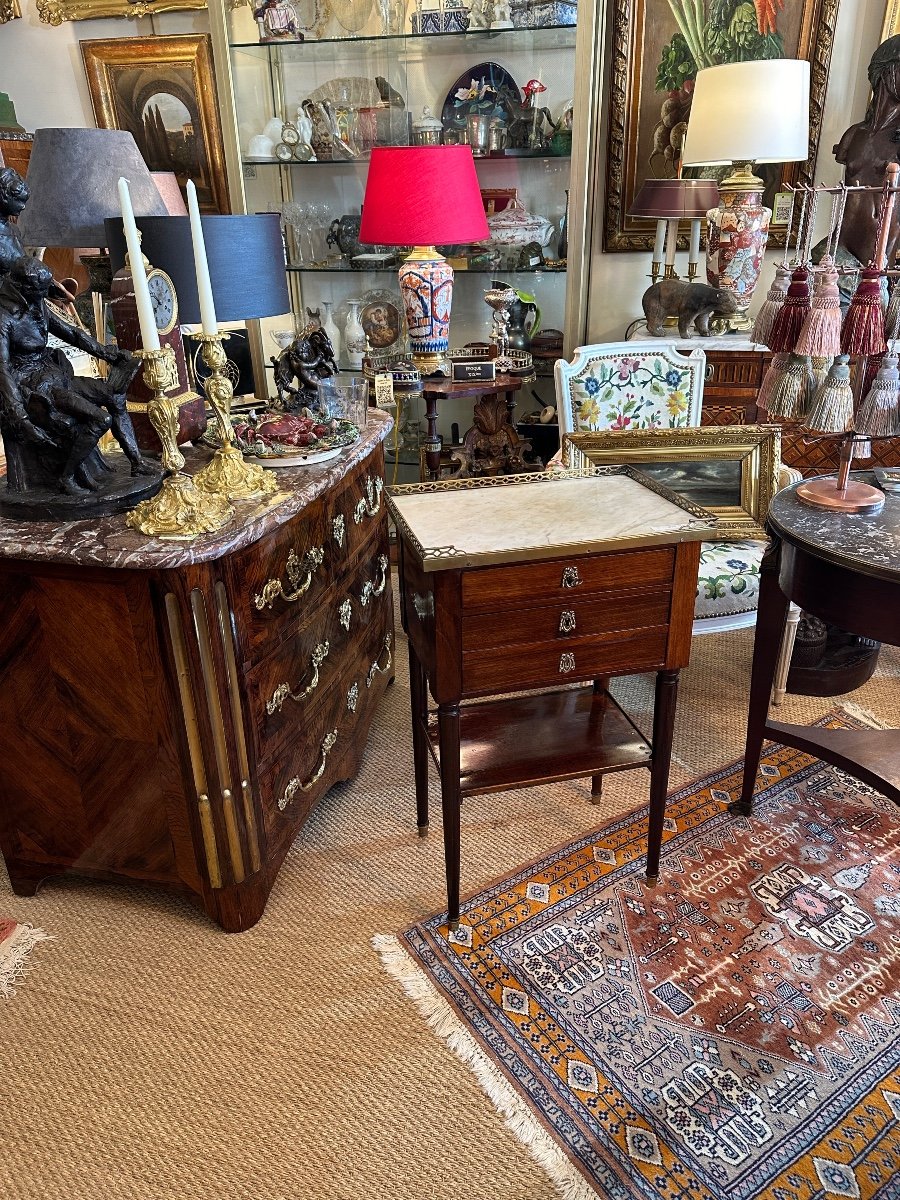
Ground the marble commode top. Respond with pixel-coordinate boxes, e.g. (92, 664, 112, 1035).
(0, 410, 392, 570)
(769, 473, 900, 584)
(388, 470, 716, 571)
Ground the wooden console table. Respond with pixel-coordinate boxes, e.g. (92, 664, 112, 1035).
(389, 469, 715, 927)
(422, 374, 526, 479)
(734, 474, 900, 815)
(0, 414, 395, 931)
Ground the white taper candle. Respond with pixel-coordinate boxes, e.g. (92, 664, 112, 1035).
(186, 180, 218, 336)
(653, 219, 666, 264)
(117, 177, 160, 353)
(664, 218, 678, 268)
(689, 218, 702, 268)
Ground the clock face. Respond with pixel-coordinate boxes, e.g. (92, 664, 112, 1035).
(147, 270, 178, 336)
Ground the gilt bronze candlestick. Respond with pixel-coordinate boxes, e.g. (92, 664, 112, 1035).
(193, 333, 278, 502)
(126, 346, 234, 539)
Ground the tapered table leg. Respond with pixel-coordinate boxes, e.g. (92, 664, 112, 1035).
(590, 677, 611, 803)
(646, 669, 679, 886)
(731, 538, 791, 817)
(408, 642, 430, 835)
(438, 702, 462, 930)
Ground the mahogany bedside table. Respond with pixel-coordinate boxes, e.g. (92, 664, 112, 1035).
(388, 468, 716, 928)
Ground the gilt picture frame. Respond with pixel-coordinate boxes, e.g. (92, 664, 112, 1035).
(603, 0, 840, 252)
(39, 0, 202, 23)
(883, 0, 900, 37)
(562, 425, 781, 540)
(81, 35, 229, 215)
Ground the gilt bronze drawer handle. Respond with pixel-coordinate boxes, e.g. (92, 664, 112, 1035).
(332, 514, 345, 548)
(561, 565, 582, 589)
(253, 545, 325, 610)
(360, 554, 389, 607)
(559, 652, 576, 674)
(266, 642, 330, 714)
(338, 597, 352, 631)
(366, 633, 393, 688)
(347, 682, 359, 713)
(559, 609, 576, 635)
(277, 730, 339, 810)
(353, 475, 384, 524)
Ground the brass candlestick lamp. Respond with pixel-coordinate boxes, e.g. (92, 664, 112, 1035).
(193, 333, 278, 502)
(126, 347, 235, 539)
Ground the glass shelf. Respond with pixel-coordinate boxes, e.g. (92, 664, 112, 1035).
(243, 153, 571, 166)
(286, 263, 567, 274)
(231, 25, 578, 51)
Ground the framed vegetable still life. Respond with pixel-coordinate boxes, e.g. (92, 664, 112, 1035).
(604, 0, 839, 252)
(562, 425, 781, 540)
(80, 35, 229, 215)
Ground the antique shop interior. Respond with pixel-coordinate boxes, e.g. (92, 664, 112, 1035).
(1, 1, 899, 1198)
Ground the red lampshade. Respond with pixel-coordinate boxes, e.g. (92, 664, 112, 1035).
(360, 147, 490, 246)
(629, 178, 720, 219)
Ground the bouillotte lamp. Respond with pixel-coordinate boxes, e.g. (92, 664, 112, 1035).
(681, 59, 810, 329)
(628, 177, 721, 284)
(359, 146, 490, 375)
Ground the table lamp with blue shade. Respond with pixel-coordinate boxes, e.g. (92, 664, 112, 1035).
(359, 146, 490, 376)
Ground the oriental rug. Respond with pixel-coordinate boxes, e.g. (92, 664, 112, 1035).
(376, 710, 900, 1200)
(0, 918, 51, 997)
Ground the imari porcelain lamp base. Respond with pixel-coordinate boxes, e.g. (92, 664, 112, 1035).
(704, 161, 771, 333)
(360, 146, 489, 377)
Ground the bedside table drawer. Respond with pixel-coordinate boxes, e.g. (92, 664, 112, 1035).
(462, 625, 669, 694)
(462, 587, 671, 651)
(462, 548, 675, 612)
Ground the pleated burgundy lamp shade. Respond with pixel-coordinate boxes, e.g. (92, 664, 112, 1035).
(360, 146, 489, 373)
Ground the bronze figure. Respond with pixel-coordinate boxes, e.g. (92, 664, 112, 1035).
(270, 324, 338, 410)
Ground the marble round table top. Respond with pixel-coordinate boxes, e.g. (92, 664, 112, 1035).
(768, 473, 900, 584)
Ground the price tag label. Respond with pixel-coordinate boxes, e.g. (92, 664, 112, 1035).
(772, 191, 793, 227)
(374, 371, 394, 410)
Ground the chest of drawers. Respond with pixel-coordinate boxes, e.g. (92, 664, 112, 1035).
(0, 414, 394, 931)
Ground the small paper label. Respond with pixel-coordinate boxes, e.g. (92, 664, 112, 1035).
(374, 371, 394, 409)
(451, 361, 496, 382)
(772, 191, 793, 226)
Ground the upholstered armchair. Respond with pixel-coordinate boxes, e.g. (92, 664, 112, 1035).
(554, 341, 801, 704)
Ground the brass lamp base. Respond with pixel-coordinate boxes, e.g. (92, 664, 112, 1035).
(795, 477, 885, 514)
(192, 333, 278, 502)
(126, 347, 235, 541)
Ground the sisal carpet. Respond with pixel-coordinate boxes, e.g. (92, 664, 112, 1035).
(381, 714, 900, 1200)
(1, 588, 898, 1199)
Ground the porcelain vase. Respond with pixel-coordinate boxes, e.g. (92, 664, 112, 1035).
(344, 300, 366, 371)
(320, 300, 342, 366)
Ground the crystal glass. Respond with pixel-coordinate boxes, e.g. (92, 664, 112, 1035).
(317, 376, 369, 428)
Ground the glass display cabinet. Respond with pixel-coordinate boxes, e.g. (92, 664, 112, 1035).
(208, 0, 602, 477)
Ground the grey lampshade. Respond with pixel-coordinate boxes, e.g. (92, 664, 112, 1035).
(105, 214, 290, 323)
(17, 128, 168, 247)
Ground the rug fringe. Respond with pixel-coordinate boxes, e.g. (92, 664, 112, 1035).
(372, 934, 600, 1200)
(839, 701, 892, 731)
(0, 923, 53, 998)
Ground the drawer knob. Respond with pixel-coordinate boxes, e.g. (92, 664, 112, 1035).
(254, 545, 325, 610)
(561, 565, 582, 589)
(277, 730, 339, 811)
(559, 609, 576, 635)
(332, 514, 345, 549)
(366, 633, 394, 688)
(360, 554, 389, 607)
(266, 641, 330, 714)
(559, 652, 576, 674)
(353, 475, 384, 524)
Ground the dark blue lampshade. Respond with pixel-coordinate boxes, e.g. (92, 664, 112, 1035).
(105, 213, 290, 324)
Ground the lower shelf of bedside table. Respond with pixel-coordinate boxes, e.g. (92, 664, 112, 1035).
(424, 687, 651, 798)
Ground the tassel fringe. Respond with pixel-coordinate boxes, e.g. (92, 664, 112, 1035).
(767, 267, 811, 353)
(841, 269, 887, 356)
(757, 353, 792, 413)
(807, 379, 854, 433)
(0, 922, 53, 998)
(752, 266, 791, 347)
(765, 354, 812, 419)
(855, 353, 900, 435)
(372, 934, 601, 1200)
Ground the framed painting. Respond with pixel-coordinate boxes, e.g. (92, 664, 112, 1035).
(604, 0, 840, 252)
(562, 425, 781, 540)
(883, 0, 900, 37)
(81, 35, 229, 216)
(39, 0, 201, 23)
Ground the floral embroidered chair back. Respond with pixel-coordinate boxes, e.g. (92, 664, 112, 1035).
(554, 341, 705, 436)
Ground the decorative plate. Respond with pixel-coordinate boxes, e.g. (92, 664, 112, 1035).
(204, 410, 360, 467)
(441, 62, 521, 139)
(360, 298, 403, 352)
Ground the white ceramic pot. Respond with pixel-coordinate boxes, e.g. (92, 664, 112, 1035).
(486, 199, 555, 247)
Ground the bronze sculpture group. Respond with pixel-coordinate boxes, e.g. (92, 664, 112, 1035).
(270, 322, 338, 410)
(0, 166, 160, 519)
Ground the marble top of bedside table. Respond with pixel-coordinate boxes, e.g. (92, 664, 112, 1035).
(387, 467, 716, 571)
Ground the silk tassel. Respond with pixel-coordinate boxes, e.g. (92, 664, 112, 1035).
(855, 351, 900, 435)
(795, 258, 842, 356)
(751, 265, 791, 347)
(767, 267, 811, 353)
(806, 354, 855, 432)
(841, 267, 887, 356)
(764, 352, 813, 419)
